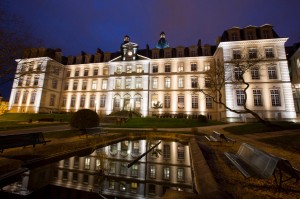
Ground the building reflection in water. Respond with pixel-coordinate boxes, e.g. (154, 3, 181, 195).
(3, 140, 193, 198)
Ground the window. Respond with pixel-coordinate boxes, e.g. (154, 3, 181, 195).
(25, 76, 31, 86)
(100, 95, 106, 107)
(191, 77, 198, 88)
(120, 163, 127, 175)
(30, 92, 36, 104)
(22, 92, 28, 104)
(131, 164, 138, 177)
(163, 145, 170, 159)
(150, 165, 156, 178)
(52, 79, 57, 89)
(178, 95, 184, 108)
(18, 77, 23, 86)
(191, 63, 197, 71)
(64, 82, 69, 90)
(94, 68, 99, 76)
(136, 65, 143, 73)
(191, 50, 196, 57)
(206, 96, 213, 109)
(165, 51, 171, 58)
(49, 94, 55, 106)
(251, 67, 260, 79)
(236, 90, 245, 106)
(102, 79, 108, 90)
(62, 96, 67, 107)
(253, 90, 262, 106)
(116, 65, 122, 74)
(204, 62, 210, 71)
(248, 48, 257, 59)
(109, 180, 115, 189)
(152, 77, 158, 89)
(152, 65, 158, 73)
(132, 141, 139, 154)
(164, 95, 171, 108)
(120, 181, 126, 191)
(270, 89, 281, 106)
(62, 171, 68, 181)
(135, 77, 142, 89)
(268, 66, 277, 79)
(131, 182, 138, 193)
(92, 80, 97, 90)
(126, 65, 132, 73)
(90, 95, 95, 107)
(165, 64, 171, 72)
(247, 31, 254, 40)
(72, 173, 78, 182)
(83, 175, 89, 184)
(74, 69, 79, 76)
(192, 95, 198, 108)
(66, 70, 71, 77)
(205, 77, 211, 87)
(82, 81, 87, 90)
(177, 145, 185, 160)
(178, 51, 183, 57)
(102, 67, 108, 75)
(84, 69, 89, 76)
(177, 168, 184, 181)
(149, 184, 156, 194)
(265, 48, 274, 58)
(115, 78, 121, 89)
(34, 75, 39, 86)
(64, 159, 69, 167)
(84, 157, 90, 169)
(80, 95, 85, 107)
(178, 63, 184, 72)
(262, 30, 270, 39)
(233, 49, 241, 59)
(14, 92, 20, 104)
(178, 77, 184, 88)
(151, 95, 158, 107)
(114, 97, 120, 108)
(71, 96, 76, 107)
(163, 167, 170, 180)
(73, 157, 79, 168)
(110, 144, 117, 154)
(135, 96, 141, 109)
(231, 33, 238, 41)
(234, 67, 243, 80)
(164, 77, 171, 88)
(73, 81, 78, 90)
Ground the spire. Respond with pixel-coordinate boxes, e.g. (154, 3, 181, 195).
(156, 31, 169, 49)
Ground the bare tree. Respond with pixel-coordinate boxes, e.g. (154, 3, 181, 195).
(200, 56, 269, 124)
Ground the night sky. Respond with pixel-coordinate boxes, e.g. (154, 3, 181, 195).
(2, 0, 300, 99)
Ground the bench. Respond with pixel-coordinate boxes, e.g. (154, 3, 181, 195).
(79, 127, 104, 138)
(224, 143, 300, 189)
(0, 132, 51, 153)
(205, 131, 235, 145)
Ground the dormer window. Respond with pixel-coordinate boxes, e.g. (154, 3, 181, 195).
(231, 33, 239, 41)
(262, 30, 271, 39)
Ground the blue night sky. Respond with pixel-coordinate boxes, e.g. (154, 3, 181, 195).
(1, 0, 300, 99)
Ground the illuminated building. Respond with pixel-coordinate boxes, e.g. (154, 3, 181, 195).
(8, 25, 297, 122)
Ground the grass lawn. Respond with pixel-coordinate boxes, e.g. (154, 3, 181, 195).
(0, 113, 73, 122)
(117, 118, 225, 128)
(224, 122, 300, 135)
(258, 134, 300, 154)
(0, 121, 66, 131)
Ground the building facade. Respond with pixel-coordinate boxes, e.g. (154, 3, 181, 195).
(8, 25, 297, 122)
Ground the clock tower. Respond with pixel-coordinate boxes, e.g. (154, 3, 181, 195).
(121, 35, 138, 61)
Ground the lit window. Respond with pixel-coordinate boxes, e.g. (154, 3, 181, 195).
(22, 92, 28, 104)
(164, 95, 171, 108)
(102, 79, 108, 90)
(132, 141, 139, 154)
(177, 145, 185, 160)
(82, 81, 87, 90)
(109, 180, 115, 189)
(80, 95, 85, 107)
(152, 77, 158, 89)
(135, 96, 141, 109)
(178, 63, 184, 72)
(14, 92, 20, 104)
(192, 95, 198, 108)
(236, 90, 245, 106)
(115, 78, 121, 89)
(131, 164, 138, 177)
(92, 80, 97, 90)
(84, 157, 90, 169)
(233, 49, 241, 59)
(120, 163, 127, 175)
(30, 92, 36, 104)
(109, 162, 116, 174)
(135, 77, 142, 89)
(120, 181, 126, 191)
(102, 67, 108, 75)
(89, 95, 95, 107)
(150, 165, 156, 178)
(251, 67, 260, 80)
(151, 94, 158, 107)
(165, 64, 171, 72)
(270, 89, 281, 106)
(152, 65, 158, 73)
(165, 77, 171, 88)
(178, 77, 184, 88)
(70, 96, 76, 107)
(131, 182, 138, 193)
(100, 95, 106, 107)
(178, 95, 184, 108)
(206, 96, 213, 109)
(191, 63, 197, 71)
(163, 167, 170, 180)
(177, 168, 184, 181)
(191, 77, 198, 88)
(204, 62, 210, 71)
(136, 65, 143, 73)
(110, 144, 117, 155)
(163, 145, 170, 159)
(49, 94, 55, 106)
(62, 96, 67, 107)
(116, 65, 122, 74)
(253, 90, 262, 106)
(268, 66, 277, 79)
(114, 97, 120, 108)
(126, 65, 132, 73)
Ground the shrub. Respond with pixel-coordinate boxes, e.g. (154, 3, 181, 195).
(70, 109, 99, 129)
(198, 115, 208, 123)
